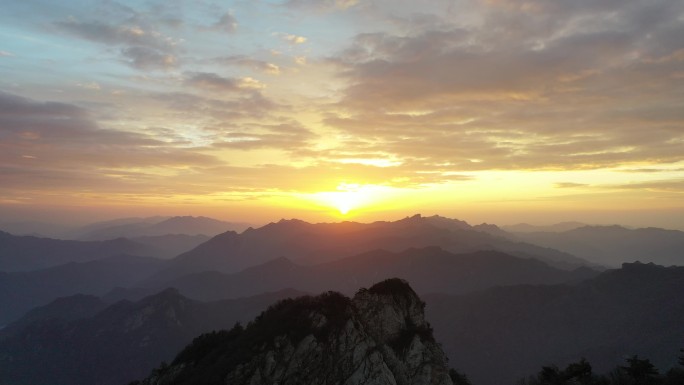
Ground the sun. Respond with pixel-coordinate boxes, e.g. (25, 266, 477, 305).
(328, 190, 363, 215)
(314, 183, 369, 215)
(306, 183, 398, 216)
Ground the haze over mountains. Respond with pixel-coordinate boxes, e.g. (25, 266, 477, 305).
(0, 254, 164, 324)
(157, 214, 590, 281)
(427, 262, 684, 385)
(0, 214, 683, 385)
(152, 247, 596, 302)
(509, 225, 684, 267)
(0, 231, 159, 271)
(74, 216, 251, 241)
(2, 264, 682, 385)
(0, 216, 251, 241)
(0, 288, 305, 385)
(501, 222, 589, 233)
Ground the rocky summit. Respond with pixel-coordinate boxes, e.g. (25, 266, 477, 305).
(136, 278, 454, 385)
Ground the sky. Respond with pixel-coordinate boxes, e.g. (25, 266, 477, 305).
(0, 0, 683, 229)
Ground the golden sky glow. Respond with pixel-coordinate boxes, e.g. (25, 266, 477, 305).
(0, 0, 683, 229)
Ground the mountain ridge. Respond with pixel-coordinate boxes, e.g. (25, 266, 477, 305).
(155, 214, 591, 281)
(0, 288, 307, 385)
(135, 278, 454, 385)
(146, 246, 597, 302)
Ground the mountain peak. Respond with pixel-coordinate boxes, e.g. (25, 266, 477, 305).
(161, 216, 218, 224)
(275, 218, 310, 226)
(366, 277, 418, 297)
(137, 279, 453, 385)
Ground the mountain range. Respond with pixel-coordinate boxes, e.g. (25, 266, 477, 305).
(0, 216, 597, 326)
(74, 216, 251, 241)
(2, 264, 682, 385)
(148, 247, 596, 302)
(510, 225, 684, 267)
(1, 214, 683, 385)
(0, 288, 305, 385)
(426, 262, 684, 385)
(0, 254, 164, 324)
(501, 222, 588, 233)
(0, 216, 251, 241)
(154, 214, 590, 281)
(0, 231, 159, 271)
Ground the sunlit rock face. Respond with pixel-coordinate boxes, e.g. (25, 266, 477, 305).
(139, 278, 453, 385)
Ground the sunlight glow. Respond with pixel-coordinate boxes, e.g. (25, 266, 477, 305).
(312, 183, 386, 215)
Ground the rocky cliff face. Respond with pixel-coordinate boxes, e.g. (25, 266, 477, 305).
(138, 279, 454, 385)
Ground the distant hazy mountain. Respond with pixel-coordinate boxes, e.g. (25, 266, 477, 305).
(512, 225, 684, 267)
(77, 216, 251, 241)
(149, 247, 597, 301)
(4, 264, 680, 385)
(61, 216, 168, 238)
(426, 262, 684, 385)
(0, 254, 164, 324)
(0, 221, 76, 238)
(0, 294, 107, 338)
(157, 214, 589, 279)
(0, 288, 306, 385)
(502, 221, 588, 233)
(0, 231, 160, 271)
(128, 234, 210, 259)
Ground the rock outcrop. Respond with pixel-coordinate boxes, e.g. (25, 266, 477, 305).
(137, 278, 454, 385)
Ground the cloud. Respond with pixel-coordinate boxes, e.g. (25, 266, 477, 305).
(151, 90, 278, 121)
(76, 82, 101, 90)
(0, 91, 450, 198)
(210, 12, 238, 33)
(184, 72, 264, 92)
(276, 32, 307, 45)
(554, 182, 589, 189)
(121, 46, 177, 70)
(211, 56, 281, 75)
(183, 162, 472, 193)
(612, 179, 684, 192)
(618, 168, 684, 173)
(55, 18, 180, 70)
(285, 0, 360, 11)
(294, 56, 307, 65)
(211, 122, 314, 150)
(184, 72, 240, 91)
(321, 0, 684, 174)
(0, 91, 220, 196)
(55, 20, 177, 51)
(0, 51, 13, 57)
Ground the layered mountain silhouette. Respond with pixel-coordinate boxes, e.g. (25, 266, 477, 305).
(149, 247, 596, 301)
(63, 216, 166, 239)
(0, 246, 594, 326)
(2, 214, 682, 385)
(1, 256, 681, 385)
(0, 254, 164, 324)
(127, 234, 210, 259)
(426, 262, 684, 385)
(134, 279, 453, 385)
(0, 220, 76, 239)
(75, 216, 251, 241)
(0, 294, 107, 339)
(0, 288, 304, 385)
(502, 222, 588, 233)
(0, 231, 159, 271)
(154, 214, 589, 281)
(512, 225, 684, 266)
